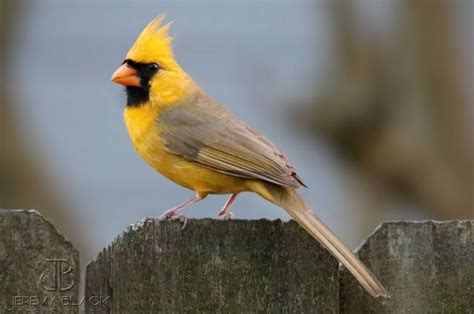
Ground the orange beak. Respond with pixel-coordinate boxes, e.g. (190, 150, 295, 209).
(111, 64, 141, 87)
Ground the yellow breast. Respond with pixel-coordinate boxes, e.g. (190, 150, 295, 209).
(123, 104, 248, 194)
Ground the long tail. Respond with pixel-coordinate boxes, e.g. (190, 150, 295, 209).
(253, 182, 390, 298)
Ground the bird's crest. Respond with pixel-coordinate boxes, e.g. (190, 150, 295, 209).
(126, 15, 175, 65)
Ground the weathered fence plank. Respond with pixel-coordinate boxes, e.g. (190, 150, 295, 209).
(3, 208, 470, 312)
(340, 220, 474, 313)
(85, 219, 340, 313)
(0, 209, 79, 313)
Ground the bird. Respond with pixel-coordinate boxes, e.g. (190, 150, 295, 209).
(111, 16, 390, 298)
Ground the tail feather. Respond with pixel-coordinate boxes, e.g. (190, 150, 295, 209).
(258, 183, 390, 298)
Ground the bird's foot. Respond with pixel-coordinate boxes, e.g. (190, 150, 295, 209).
(160, 209, 188, 230)
(217, 210, 234, 220)
(216, 193, 238, 220)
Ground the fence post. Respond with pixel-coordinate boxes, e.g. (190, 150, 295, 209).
(0, 209, 79, 313)
(85, 219, 340, 313)
(340, 220, 474, 313)
(4, 209, 470, 312)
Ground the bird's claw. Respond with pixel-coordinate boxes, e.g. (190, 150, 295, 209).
(160, 210, 188, 230)
(217, 210, 235, 220)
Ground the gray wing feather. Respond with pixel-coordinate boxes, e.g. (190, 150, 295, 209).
(159, 92, 305, 188)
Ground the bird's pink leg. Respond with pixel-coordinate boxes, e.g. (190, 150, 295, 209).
(160, 194, 202, 226)
(217, 193, 239, 220)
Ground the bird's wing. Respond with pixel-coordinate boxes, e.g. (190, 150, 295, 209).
(159, 93, 305, 188)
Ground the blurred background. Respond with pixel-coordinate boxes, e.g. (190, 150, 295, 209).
(1, 0, 473, 271)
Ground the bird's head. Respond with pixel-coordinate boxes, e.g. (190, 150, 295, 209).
(111, 16, 188, 107)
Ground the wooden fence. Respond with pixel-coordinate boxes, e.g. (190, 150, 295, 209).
(0, 209, 472, 313)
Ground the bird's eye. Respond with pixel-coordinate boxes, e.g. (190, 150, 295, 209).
(148, 63, 160, 72)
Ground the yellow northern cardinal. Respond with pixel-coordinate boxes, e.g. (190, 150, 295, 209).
(111, 16, 389, 298)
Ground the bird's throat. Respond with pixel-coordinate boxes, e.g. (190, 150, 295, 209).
(126, 86, 150, 107)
